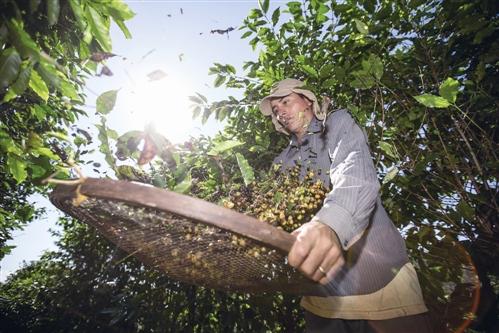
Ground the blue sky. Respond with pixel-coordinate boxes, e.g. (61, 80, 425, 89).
(1, 0, 284, 281)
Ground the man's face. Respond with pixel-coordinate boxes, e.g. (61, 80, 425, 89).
(270, 93, 313, 135)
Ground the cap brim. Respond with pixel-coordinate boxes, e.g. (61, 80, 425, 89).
(259, 88, 294, 116)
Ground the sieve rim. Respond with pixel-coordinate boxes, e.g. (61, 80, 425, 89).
(50, 178, 296, 254)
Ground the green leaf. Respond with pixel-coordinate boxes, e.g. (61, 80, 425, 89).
(0, 48, 21, 89)
(29, 70, 49, 101)
(354, 19, 368, 34)
(85, 5, 112, 51)
(188, 95, 203, 104)
(3, 62, 31, 102)
(11, 62, 31, 92)
(6, 20, 40, 61)
(236, 153, 255, 186)
(29, 105, 47, 121)
(57, 80, 79, 101)
(173, 172, 192, 194)
(350, 72, 375, 89)
(30, 164, 47, 178)
(37, 61, 60, 89)
(115, 19, 133, 39)
(414, 94, 451, 108)
(47, 0, 61, 26)
(301, 64, 318, 78)
(382, 166, 399, 184)
(362, 54, 383, 80)
(207, 140, 244, 156)
(196, 92, 208, 103)
(7, 154, 28, 183)
(32, 147, 60, 160)
(152, 174, 168, 188)
(191, 105, 202, 119)
(107, 0, 135, 20)
(96, 90, 118, 114)
(0, 245, 16, 257)
(96, 120, 116, 169)
(106, 128, 118, 140)
(248, 8, 263, 19)
(438, 78, 459, 104)
(271, 8, 280, 26)
(241, 31, 253, 39)
(0, 131, 23, 155)
(259, 0, 270, 13)
(47, 131, 69, 141)
(68, 0, 87, 31)
(379, 141, 398, 159)
(214, 75, 226, 88)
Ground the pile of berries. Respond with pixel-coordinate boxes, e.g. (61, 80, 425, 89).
(223, 166, 328, 233)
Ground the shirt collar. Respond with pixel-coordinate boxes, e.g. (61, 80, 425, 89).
(289, 117, 323, 147)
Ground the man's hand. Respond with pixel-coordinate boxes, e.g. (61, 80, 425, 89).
(288, 221, 345, 285)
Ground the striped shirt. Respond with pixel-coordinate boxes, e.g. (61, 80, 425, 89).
(274, 109, 409, 296)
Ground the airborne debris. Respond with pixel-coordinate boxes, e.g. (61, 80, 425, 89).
(210, 27, 235, 38)
(76, 128, 92, 142)
(90, 52, 116, 62)
(141, 49, 156, 61)
(147, 69, 168, 81)
(97, 65, 113, 77)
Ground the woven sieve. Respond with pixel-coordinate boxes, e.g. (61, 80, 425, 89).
(49, 178, 326, 295)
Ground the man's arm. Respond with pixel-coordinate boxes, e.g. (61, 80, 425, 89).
(288, 110, 380, 284)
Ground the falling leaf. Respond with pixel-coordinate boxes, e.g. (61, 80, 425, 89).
(180, 8, 184, 15)
(138, 135, 158, 165)
(141, 49, 156, 61)
(97, 65, 113, 76)
(90, 52, 116, 62)
(96, 90, 118, 114)
(147, 69, 168, 81)
(76, 128, 92, 142)
(178, 53, 184, 62)
(210, 27, 235, 35)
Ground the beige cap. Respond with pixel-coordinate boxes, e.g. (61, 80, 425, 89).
(259, 78, 324, 134)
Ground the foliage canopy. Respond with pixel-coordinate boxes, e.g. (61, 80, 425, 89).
(1, 0, 498, 332)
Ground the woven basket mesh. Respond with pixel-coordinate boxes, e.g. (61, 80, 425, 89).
(50, 184, 324, 295)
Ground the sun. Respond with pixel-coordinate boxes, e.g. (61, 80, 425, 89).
(121, 72, 195, 144)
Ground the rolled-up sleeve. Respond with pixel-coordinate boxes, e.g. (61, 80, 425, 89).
(314, 111, 380, 250)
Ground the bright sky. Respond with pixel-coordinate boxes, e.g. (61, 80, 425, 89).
(1, 0, 282, 281)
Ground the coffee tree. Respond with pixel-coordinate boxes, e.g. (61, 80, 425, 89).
(0, 0, 133, 259)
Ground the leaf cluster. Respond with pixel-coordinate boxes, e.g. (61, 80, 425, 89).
(0, 0, 133, 257)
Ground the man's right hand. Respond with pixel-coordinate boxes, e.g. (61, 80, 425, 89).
(287, 221, 345, 285)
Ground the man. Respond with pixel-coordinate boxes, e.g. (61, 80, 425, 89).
(259, 78, 431, 332)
